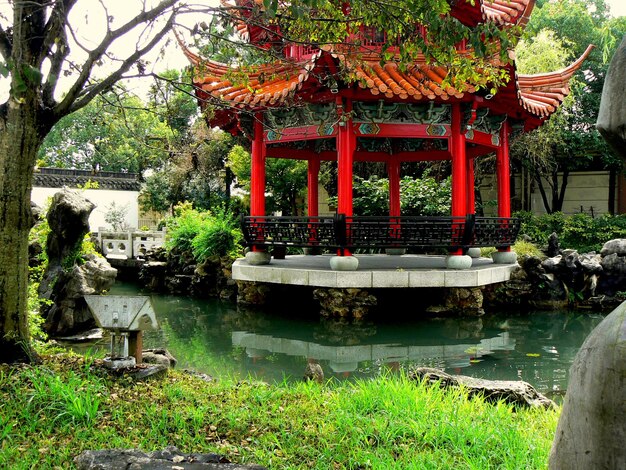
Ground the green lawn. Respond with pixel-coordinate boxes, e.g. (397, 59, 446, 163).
(0, 353, 559, 469)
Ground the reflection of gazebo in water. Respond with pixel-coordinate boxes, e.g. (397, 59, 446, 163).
(180, 0, 592, 272)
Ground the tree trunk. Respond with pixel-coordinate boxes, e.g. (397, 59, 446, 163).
(535, 173, 553, 214)
(0, 100, 43, 363)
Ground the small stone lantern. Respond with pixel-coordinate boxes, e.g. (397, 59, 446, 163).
(84, 295, 158, 369)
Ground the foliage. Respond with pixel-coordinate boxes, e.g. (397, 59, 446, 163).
(515, 211, 567, 246)
(140, 125, 240, 214)
(164, 204, 210, 255)
(206, 0, 518, 94)
(191, 206, 244, 261)
(512, 240, 545, 260)
(38, 93, 174, 174)
(164, 203, 244, 261)
(104, 202, 130, 231)
(228, 143, 308, 215)
(515, 211, 626, 253)
(0, 353, 559, 469)
(328, 175, 451, 216)
(511, 0, 626, 213)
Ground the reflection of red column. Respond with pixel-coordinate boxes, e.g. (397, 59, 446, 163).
(451, 103, 467, 255)
(496, 120, 511, 252)
(250, 113, 266, 217)
(308, 157, 320, 217)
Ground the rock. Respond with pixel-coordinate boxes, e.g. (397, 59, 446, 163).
(442, 287, 484, 316)
(304, 361, 324, 383)
(43, 254, 117, 336)
(409, 367, 556, 409)
(142, 348, 177, 368)
(579, 253, 602, 274)
(549, 301, 626, 469)
(547, 232, 560, 257)
(600, 238, 626, 257)
(313, 288, 377, 319)
(37, 188, 117, 337)
(596, 35, 626, 158)
(74, 446, 267, 469)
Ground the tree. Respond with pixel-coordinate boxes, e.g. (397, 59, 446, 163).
(513, 0, 626, 213)
(0, 0, 181, 363)
(37, 92, 174, 173)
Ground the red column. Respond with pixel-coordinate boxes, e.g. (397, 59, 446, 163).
(450, 103, 467, 255)
(308, 157, 320, 217)
(388, 160, 401, 217)
(250, 113, 266, 252)
(467, 155, 475, 214)
(337, 98, 355, 217)
(496, 120, 511, 218)
(496, 119, 511, 252)
(451, 103, 467, 217)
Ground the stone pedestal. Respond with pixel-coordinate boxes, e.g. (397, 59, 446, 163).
(245, 251, 271, 266)
(466, 247, 482, 258)
(492, 251, 517, 264)
(329, 255, 359, 271)
(445, 254, 472, 270)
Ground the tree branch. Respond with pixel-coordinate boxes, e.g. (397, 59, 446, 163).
(0, 25, 11, 61)
(41, 1, 78, 107)
(56, 0, 178, 117)
(67, 10, 177, 115)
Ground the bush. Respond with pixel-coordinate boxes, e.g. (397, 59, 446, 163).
(191, 207, 243, 261)
(514, 211, 626, 253)
(164, 203, 209, 254)
(328, 175, 451, 216)
(515, 211, 566, 246)
(513, 240, 545, 260)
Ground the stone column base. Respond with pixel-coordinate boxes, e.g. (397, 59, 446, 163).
(245, 250, 271, 265)
(466, 247, 482, 258)
(492, 251, 517, 264)
(445, 254, 473, 270)
(330, 255, 359, 271)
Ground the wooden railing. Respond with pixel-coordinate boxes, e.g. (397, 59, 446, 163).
(241, 215, 520, 252)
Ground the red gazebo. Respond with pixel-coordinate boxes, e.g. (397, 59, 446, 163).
(180, 0, 592, 270)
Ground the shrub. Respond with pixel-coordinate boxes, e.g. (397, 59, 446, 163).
(191, 207, 243, 261)
(513, 240, 545, 260)
(164, 203, 209, 254)
(327, 174, 451, 216)
(515, 211, 566, 246)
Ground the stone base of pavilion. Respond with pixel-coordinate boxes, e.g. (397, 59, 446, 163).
(233, 253, 517, 289)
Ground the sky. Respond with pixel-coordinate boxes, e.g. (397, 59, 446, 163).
(606, 0, 626, 17)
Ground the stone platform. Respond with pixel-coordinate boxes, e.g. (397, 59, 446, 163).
(232, 254, 517, 289)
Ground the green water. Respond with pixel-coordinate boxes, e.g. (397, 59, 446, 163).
(68, 281, 606, 398)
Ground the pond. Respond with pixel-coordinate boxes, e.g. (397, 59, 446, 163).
(64, 281, 606, 400)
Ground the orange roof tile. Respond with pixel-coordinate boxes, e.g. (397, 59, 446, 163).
(452, 0, 535, 28)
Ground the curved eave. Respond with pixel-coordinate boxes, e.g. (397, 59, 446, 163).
(517, 44, 594, 119)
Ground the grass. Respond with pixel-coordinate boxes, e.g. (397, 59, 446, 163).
(0, 353, 559, 469)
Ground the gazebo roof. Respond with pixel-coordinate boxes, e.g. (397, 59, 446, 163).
(182, 0, 592, 133)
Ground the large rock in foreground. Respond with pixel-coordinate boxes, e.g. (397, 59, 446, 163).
(38, 188, 117, 336)
(74, 446, 266, 469)
(548, 301, 626, 470)
(409, 367, 555, 409)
